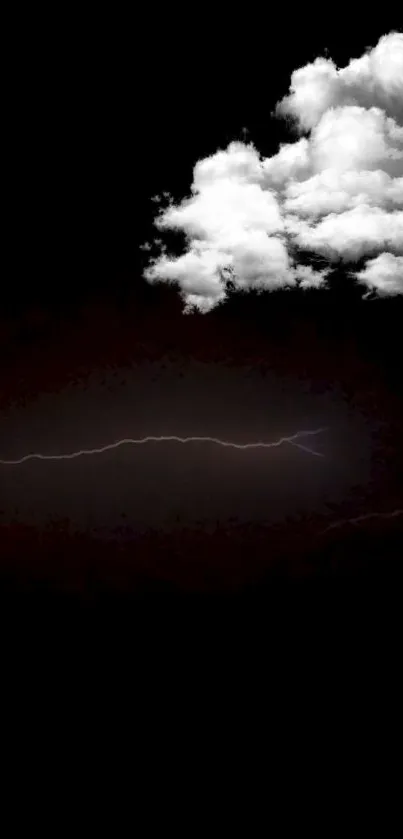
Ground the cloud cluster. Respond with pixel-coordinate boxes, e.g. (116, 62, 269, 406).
(144, 32, 403, 312)
(355, 253, 403, 296)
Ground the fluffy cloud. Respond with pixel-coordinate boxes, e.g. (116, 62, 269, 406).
(309, 106, 403, 176)
(277, 32, 403, 129)
(283, 170, 403, 217)
(292, 264, 331, 289)
(286, 206, 403, 260)
(355, 253, 403, 295)
(261, 138, 311, 187)
(144, 32, 403, 311)
(144, 145, 297, 310)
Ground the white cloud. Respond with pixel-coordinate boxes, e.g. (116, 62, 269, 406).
(193, 143, 264, 188)
(286, 206, 403, 260)
(283, 170, 403, 217)
(354, 253, 403, 295)
(156, 176, 284, 241)
(292, 264, 331, 289)
(277, 32, 403, 130)
(144, 143, 294, 312)
(262, 138, 311, 187)
(144, 247, 229, 311)
(144, 32, 403, 310)
(309, 106, 403, 176)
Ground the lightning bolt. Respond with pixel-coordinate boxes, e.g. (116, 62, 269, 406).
(321, 508, 403, 534)
(287, 439, 325, 457)
(0, 427, 327, 465)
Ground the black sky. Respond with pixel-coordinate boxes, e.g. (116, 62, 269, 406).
(1, 9, 403, 607)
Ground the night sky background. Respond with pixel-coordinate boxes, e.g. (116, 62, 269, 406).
(1, 8, 403, 628)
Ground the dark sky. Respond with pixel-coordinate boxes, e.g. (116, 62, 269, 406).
(1, 9, 402, 603)
(0, 355, 374, 534)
